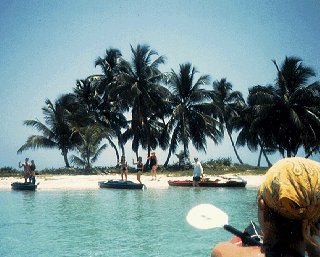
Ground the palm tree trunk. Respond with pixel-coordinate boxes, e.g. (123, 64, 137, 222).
(62, 149, 70, 168)
(226, 129, 243, 164)
(145, 118, 151, 155)
(257, 148, 262, 167)
(257, 139, 272, 167)
(86, 149, 91, 171)
(164, 147, 172, 167)
(182, 112, 189, 164)
(262, 149, 272, 167)
(120, 143, 125, 157)
(116, 130, 125, 157)
(183, 143, 188, 164)
(106, 137, 119, 164)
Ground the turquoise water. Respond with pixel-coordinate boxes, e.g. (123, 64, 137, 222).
(0, 187, 258, 257)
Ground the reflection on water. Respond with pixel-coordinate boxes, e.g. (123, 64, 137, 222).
(0, 187, 258, 257)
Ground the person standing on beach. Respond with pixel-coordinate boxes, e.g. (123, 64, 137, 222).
(192, 157, 203, 187)
(29, 160, 36, 184)
(133, 156, 144, 184)
(119, 155, 128, 181)
(147, 151, 158, 180)
(19, 158, 31, 183)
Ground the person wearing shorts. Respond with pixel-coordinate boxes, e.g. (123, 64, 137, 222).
(119, 156, 128, 181)
(29, 160, 36, 184)
(19, 158, 31, 183)
(192, 157, 203, 187)
(133, 156, 144, 184)
(147, 151, 158, 180)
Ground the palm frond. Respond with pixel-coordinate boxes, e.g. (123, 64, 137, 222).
(91, 144, 107, 163)
(23, 120, 54, 138)
(17, 135, 57, 153)
(71, 155, 86, 167)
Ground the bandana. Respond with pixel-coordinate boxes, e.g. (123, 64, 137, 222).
(258, 157, 320, 242)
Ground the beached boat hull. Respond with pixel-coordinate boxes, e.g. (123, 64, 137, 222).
(99, 180, 144, 190)
(168, 179, 247, 188)
(11, 182, 37, 191)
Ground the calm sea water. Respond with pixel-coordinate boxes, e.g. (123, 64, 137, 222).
(0, 186, 258, 257)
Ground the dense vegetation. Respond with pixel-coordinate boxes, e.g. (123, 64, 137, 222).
(17, 44, 320, 170)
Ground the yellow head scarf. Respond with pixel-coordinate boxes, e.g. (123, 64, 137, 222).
(258, 157, 320, 242)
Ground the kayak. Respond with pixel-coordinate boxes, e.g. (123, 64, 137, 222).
(11, 182, 38, 191)
(98, 180, 145, 190)
(168, 176, 247, 188)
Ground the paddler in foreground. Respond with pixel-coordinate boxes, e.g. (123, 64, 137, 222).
(212, 157, 320, 257)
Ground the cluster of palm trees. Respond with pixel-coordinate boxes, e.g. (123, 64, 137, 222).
(17, 44, 320, 170)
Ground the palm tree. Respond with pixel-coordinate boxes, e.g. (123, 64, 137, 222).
(164, 63, 223, 166)
(94, 48, 133, 161)
(94, 48, 124, 99)
(74, 76, 101, 113)
(71, 125, 108, 171)
(74, 75, 127, 164)
(233, 90, 274, 167)
(248, 56, 320, 157)
(17, 94, 81, 167)
(115, 44, 170, 156)
(211, 78, 245, 164)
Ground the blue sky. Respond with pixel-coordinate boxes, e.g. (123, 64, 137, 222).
(1, 0, 320, 169)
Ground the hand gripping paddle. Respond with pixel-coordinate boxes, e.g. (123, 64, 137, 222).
(186, 204, 263, 246)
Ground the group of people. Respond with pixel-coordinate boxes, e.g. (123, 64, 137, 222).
(211, 157, 320, 257)
(18, 158, 36, 184)
(119, 151, 158, 184)
(120, 152, 203, 186)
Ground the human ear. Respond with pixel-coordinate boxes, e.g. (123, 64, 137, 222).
(258, 197, 269, 229)
(258, 198, 266, 211)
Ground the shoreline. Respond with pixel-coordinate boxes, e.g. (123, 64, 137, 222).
(0, 174, 265, 191)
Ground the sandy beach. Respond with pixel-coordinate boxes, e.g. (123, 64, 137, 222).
(0, 173, 265, 191)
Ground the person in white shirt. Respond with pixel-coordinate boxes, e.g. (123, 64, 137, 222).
(192, 157, 203, 187)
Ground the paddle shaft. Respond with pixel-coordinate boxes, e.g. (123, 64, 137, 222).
(223, 225, 263, 246)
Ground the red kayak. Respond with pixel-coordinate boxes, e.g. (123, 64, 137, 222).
(168, 176, 247, 188)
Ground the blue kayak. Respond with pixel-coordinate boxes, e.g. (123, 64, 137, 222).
(11, 182, 38, 191)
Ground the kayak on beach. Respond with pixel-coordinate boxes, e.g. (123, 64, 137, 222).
(168, 175, 247, 187)
(11, 182, 38, 191)
(98, 180, 145, 190)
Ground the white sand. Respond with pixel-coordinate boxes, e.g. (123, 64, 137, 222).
(0, 173, 265, 191)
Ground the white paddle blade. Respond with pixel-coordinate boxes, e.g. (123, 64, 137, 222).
(186, 204, 228, 229)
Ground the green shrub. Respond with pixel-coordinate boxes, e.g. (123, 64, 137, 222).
(0, 167, 20, 177)
(204, 157, 232, 166)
